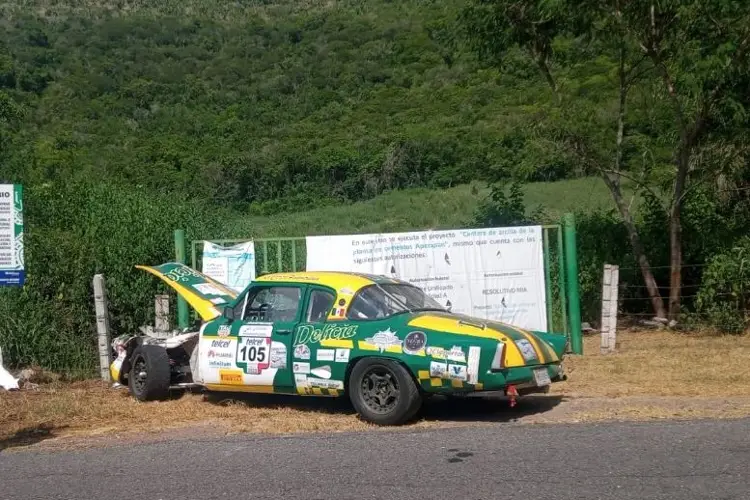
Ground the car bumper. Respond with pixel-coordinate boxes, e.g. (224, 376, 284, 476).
(481, 362, 565, 392)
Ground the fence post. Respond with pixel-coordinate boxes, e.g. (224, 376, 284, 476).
(563, 213, 583, 354)
(93, 274, 112, 382)
(174, 229, 189, 330)
(155, 294, 170, 332)
(556, 226, 568, 336)
(600, 264, 620, 354)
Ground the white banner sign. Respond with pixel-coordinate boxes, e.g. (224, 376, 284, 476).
(202, 241, 256, 292)
(305, 226, 547, 331)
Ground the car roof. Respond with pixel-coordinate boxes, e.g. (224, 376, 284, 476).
(255, 271, 410, 294)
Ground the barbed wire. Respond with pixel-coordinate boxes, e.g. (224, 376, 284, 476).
(622, 283, 705, 289)
(617, 263, 711, 271)
(617, 292, 737, 301)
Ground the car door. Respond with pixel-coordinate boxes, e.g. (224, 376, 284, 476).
(202, 283, 305, 392)
(291, 285, 347, 395)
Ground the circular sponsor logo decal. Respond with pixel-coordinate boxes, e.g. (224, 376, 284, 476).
(403, 331, 427, 354)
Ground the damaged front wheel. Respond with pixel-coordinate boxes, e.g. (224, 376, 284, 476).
(128, 344, 171, 401)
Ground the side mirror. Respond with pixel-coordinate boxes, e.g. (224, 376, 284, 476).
(222, 306, 235, 322)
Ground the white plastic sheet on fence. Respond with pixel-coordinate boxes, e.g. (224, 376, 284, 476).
(305, 226, 547, 331)
(201, 241, 256, 292)
(0, 346, 19, 390)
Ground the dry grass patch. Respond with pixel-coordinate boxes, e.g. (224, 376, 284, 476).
(551, 329, 750, 397)
(566, 399, 750, 422)
(3, 329, 750, 449)
(0, 382, 379, 449)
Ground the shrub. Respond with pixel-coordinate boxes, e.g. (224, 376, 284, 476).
(0, 180, 228, 373)
(695, 237, 750, 334)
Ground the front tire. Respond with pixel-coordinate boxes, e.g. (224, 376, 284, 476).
(349, 358, 422, 426)
(128, 344, 171, 401)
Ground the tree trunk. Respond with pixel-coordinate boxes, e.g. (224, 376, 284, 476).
(668, 204, 682, 319)
(668, 146, 690, 319)
(602, 174, 667, 318)
(601, 43, 667, 319)
(532, 51, 560, 102)
(651, 60, 691, 320)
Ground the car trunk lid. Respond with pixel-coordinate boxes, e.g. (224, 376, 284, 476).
(407, 311, 560, 368)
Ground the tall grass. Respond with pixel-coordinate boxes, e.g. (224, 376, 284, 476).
(0, 177, 624, 374)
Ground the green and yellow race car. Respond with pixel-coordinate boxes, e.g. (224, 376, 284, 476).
(110, 263, 568, 425)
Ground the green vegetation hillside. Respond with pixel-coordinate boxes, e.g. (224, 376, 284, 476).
(0, 0, 579, 211)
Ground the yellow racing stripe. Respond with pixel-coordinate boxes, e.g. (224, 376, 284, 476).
(408, 315, 526, 367)
(357, 341, 403, 354)
(320, 339, 355, 348)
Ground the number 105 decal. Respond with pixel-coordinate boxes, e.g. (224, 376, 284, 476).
(237, 336, 271, 375)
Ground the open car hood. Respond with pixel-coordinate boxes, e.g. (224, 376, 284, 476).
(137, 262, 239, 321)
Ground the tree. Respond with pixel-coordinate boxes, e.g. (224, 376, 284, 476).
(461, 0, 750, 319)
(460, 0, 565, 100)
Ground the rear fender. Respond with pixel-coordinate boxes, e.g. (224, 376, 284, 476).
(533, 331, 568, 359)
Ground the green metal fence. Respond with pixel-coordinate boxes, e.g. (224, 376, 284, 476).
(190, 237, 307, 275)
(176, 214, 582, 353)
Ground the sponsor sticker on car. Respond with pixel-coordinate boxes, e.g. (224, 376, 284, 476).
(236, 336, 271, 375)
(219, 369, 244, 385)
(294, 344, 311, 360)
(403, 331, 426, 355)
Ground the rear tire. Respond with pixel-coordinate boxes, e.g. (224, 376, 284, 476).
(349, 358, 422, 426)
(128, 345, 171, 401)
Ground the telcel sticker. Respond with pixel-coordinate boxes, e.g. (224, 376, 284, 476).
(237, 336, 271, 374)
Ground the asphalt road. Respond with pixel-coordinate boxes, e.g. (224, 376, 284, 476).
(2, 418, 749, 500)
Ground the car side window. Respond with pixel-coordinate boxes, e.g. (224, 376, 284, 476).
(242, 286, 302, 323)
(306, 289, 336, 323)
(348, 286, 388, 320)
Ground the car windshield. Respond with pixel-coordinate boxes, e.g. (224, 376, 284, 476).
(347, 283, 445, 320)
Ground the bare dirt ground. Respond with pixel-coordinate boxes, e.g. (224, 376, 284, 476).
(2, 329, 749, 452)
